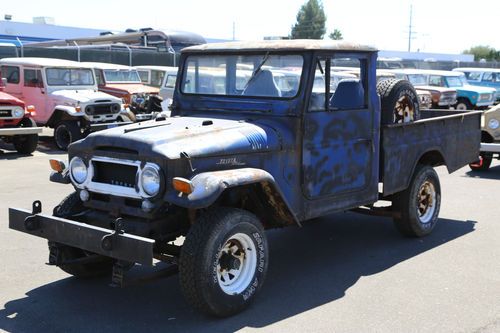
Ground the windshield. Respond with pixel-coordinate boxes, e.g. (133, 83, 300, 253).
(46, 68, 95, 86)
(181, 54, 304, 98)
(445, 76, 464, 88)
(103, 69, 142, 83)
(406, 74, 427, 86)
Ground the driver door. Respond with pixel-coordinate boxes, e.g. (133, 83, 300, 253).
(22, 68, 47, 123)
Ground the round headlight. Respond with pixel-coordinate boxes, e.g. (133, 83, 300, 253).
(141, 166, 160, 196)
(13, 107, 24, 118)
(70, 157, 88, 184)
(488, 118, 499, 130)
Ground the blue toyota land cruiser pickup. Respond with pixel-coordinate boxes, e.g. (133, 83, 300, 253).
(9, 40, 481, 317)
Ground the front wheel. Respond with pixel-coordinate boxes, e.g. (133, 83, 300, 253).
(179, 208, 268, 317)
(13, 118, 38, 154)
(393, 165, 441, 237)
(50, 192, 113, 278)
(54, 121, 82, 151)
(455, 98, 473, 111)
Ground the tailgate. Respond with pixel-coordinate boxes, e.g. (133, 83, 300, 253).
(381, 110, 481, 196)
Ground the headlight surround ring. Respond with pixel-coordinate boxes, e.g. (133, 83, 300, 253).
(70, 157, 88, 184)
(488, 118, 499, 130)
(140, 165, 161, 196)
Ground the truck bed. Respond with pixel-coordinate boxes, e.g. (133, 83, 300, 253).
(380, 110, 481, 196)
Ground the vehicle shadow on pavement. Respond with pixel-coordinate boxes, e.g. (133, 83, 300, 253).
(0, 213, 476, 333)
(465, 166, 500, 180)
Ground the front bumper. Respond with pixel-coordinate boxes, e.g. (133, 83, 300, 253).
(0, 127, 42, 136)
(89, 121, 132, 133)
(9, 206, 154, 265)
(480, 143, 500, 153)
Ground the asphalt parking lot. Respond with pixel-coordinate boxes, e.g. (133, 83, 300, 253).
(0, 131, 499, 333)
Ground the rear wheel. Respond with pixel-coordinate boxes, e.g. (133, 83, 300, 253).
(13, 118, 38, 154)
(54, 121, 82, 151)
(393, 165, 441, 237)
(50, 192, 113, 278)
(377, 79, 420, 124)
(179, 208, 268, 317)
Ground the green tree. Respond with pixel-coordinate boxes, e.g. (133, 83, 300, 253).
(329, 29, 343, 40)
(463, 45, 500, 61)
(290, 0, 327, 39)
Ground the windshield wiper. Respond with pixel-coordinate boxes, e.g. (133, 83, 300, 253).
(243, 52, 270, 91)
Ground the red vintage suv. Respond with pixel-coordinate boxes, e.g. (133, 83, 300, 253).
(0, 78, 41, 154)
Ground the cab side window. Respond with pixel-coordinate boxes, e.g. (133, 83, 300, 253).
(483, 72, 493, 82)
(309, 56, 367, 112)
(429, 76, 442, 87)
(24, 69, 43, 88)
(95, 70, 104, 85)
(1, 66, 20, 84)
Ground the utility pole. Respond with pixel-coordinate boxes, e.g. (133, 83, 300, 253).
(407, 4, 413, 52)
(232, 22, 236, 41)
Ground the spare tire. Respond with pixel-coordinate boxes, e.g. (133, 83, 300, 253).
(377, 79, 420, 124)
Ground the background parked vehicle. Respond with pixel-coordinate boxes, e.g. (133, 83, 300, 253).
(0, 79, 41, 154)
(453, 67, 500, 101)
(469, 103, 500, 171)
(424, 70, 496, 110)
(136, 66, 179, 111)
(390, 69, 457, 109)
(0, 58, 125, 150)
(83, 62, 163, 121)
(337, 67, 432, 109)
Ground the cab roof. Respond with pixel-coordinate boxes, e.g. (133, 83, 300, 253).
(81, 62, 135, 70)
(453, 67, 500, 73)
(135, 65, 178, 72)
(0, 57, 91, 68)
(182, 40, 377, 53)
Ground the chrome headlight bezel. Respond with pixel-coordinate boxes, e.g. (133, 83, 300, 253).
(69, 157, 88, 184)
(12, 107, 24, 118)
(140, 165, 161, 196)
(488, 118, 499, 130)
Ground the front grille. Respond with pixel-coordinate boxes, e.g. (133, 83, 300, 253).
(440, 92, 456, 104)
(85, 103, 120, 115)
(91, 161, 137, 188)
(0, 109, 12, 118)
(480, 93, 492, 102)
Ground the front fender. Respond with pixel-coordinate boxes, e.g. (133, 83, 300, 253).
(165, 168, 299, 225)
(55, 105, 85, 117)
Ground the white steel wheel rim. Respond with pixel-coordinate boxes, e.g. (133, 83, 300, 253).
(216, 233, 257, 295)
(456, 103, 467, 110)
(395, 95, 415, 123)
(417, 180, 436, 224)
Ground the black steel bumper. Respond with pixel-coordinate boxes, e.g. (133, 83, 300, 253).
(89, 121, 132, 133)
(9, 207, 154, 266)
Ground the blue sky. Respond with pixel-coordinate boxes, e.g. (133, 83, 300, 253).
(1, 0, 499, 54)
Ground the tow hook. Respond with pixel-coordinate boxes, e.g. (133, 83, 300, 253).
(24, 200, 42, 231)
(101, 217, 124, 251)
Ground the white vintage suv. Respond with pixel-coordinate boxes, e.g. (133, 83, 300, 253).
(0, 57, 125, 150)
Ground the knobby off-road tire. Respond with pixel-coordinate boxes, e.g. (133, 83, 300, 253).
(179, 208, 268, 317)
(54, 121, 82, 151)
(13, 118, 38, 154)
(469, 153, 492, 171)
(377, 79, 420, 124)
(50, 192, 113, 278)
(393, 165, 441, 237)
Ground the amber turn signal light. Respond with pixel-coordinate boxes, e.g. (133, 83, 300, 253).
(49, 159, 66, 173)
(26, 105, 36, 116)
(172, 177, 193, 194)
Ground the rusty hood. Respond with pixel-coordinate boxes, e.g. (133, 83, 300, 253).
(71, 116, 281, 159)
